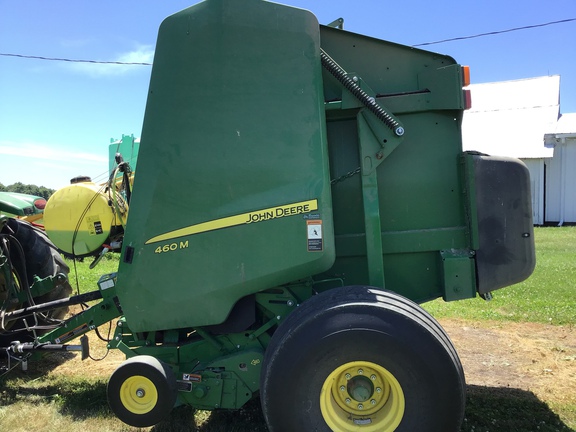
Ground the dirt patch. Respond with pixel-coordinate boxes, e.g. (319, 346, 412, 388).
(439, 318, 576, 407)
(45, 315, 576, 406)
(34, 311, 576, 427)
(44, 318, 125, 380)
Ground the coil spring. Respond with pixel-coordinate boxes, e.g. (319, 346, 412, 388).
(320, 49, 404, 136)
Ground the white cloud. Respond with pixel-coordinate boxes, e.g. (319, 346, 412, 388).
(118, 46, 155, 64)
(0, 141, 107, 163)
(66, 45, 154, 77)
(0, 140, 110, 188)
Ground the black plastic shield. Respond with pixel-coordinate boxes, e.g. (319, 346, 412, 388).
(472, 154, 536, 294)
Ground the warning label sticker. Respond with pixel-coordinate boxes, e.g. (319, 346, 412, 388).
(307, 220, 323, 252)
(182, 373, 202, 382)
(86, 215, 103, 236)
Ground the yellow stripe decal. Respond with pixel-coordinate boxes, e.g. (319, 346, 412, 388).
(145, 199, 318, 244)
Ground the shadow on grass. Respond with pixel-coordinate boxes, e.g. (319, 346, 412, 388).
(151, 386, 576, 432)
(0, 372, 111, 420)
(462, 385, 573, 432)
(1, 377, 573, 432)
(0, 349, 76, 375)
(154, 386, 575, 432)
(193, 398, 268, 432)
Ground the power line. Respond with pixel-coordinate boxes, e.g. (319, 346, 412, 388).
(0, 52, 152, 65)
(413, 17, 576, 47)
(1, 17, 574, 64)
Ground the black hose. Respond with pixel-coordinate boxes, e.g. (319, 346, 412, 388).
(2, 290, 103, 323)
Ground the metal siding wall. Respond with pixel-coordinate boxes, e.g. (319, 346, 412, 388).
(522, 159, 544, 225)
(562, 141, 576, 222)
(544, 141, 576, 224)
(545, 153, 562, 223)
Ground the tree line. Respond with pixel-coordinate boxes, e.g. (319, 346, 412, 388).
(0, 182, 55, 200)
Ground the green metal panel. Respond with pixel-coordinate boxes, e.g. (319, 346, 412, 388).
(109, 135, 139, 175)
(440, 250, 477, 301)
(318, 26, 472, 302)
(116, 0, 334, 332)
(0, 192, 44, 217)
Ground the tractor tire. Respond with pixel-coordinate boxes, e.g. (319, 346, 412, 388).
(107, 355, 178, 428)
(0, 218, 72, 341)
(261, 286, 466, 432)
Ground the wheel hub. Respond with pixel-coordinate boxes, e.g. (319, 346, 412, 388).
(119, 375, 158, 415)
(333, 363, 390, 416)
(320, 361, 405, 432)
(347, 375, 373, 402)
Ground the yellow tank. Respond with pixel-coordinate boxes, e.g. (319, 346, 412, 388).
(44, 179, 127, 256)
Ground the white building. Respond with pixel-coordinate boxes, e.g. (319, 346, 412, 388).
(544, 113, 576, 225)
(461, 75, 576, 225)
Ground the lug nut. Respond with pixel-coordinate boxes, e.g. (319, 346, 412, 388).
(358, 404, 364, 410)
(345, 373, 351, 380)
(340, 385, 346, 392)
(370, 374, 377, 380)
(345, 398, 351, 404)
(371, 399, 377, 405)
(357, 369, 363, 375)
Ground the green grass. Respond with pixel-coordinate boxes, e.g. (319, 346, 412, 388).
(423, 226, 576, 325)
(65, 254, 120, 296)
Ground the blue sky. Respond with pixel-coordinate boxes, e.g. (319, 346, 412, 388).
(1, 0, 575, 189)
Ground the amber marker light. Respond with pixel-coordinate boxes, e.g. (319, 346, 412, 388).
(462, 66, 472, 110)
(462, 65, 471, 87)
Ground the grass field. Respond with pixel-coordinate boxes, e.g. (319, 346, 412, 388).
(1, 227, 575, 431)
(423, 226, 576, 325)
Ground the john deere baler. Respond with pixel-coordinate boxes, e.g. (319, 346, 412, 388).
(2, 1, 535, 431)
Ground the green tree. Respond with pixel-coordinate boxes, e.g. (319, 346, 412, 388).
(4, 183, 55, 199)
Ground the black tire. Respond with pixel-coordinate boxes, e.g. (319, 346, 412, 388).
(0, 219, 72, 339)
(261, 286, 465, 432)
(107, 355, 178, 427)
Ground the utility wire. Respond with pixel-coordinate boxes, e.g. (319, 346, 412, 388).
(0, 17, 574, 63)
(413, 17, 576, 47)
(0, 52, 152, 65)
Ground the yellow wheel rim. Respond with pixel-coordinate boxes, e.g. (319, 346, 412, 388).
(320, 361, 405, 432)
(119, 375, 158, 415)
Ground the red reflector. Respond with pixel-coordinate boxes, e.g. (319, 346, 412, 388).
(462, 66, 471, 87)
(463, 89, 472, 110)
(34, 198, 46, 210)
